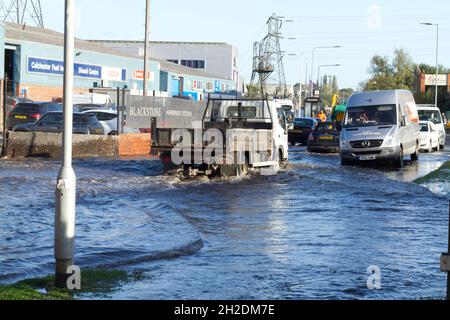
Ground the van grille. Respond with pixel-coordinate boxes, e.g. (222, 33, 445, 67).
(350, 140, 384, 149)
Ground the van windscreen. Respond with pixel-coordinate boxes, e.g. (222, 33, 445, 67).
(344, 105, 397, 128)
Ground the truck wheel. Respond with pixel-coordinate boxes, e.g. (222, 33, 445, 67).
(279, 150, 288, 169)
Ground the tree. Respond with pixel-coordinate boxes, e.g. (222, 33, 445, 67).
(245, 84, 262, 98)
(362, 49, 415, 91)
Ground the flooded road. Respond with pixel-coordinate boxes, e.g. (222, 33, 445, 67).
(0, 147, 449, 300)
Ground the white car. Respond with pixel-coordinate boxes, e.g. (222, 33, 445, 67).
(419, 121, 439, 153)
(81, 109, 118, 135)
(417, 105, 446, 150)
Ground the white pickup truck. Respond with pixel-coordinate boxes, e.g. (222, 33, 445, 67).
(151, 98, 289, 178)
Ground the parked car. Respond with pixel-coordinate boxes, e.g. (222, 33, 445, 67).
(6, 96, 33, 113)
(81, 109, 118, 135)
(417, 104, 446, 150)
(307, 121, 341, 153)
(419, 121, 439, 153)
(340, 90, 420, 167)
(74, 103, 110, 112)
(7, 102, 62, 130)
(12, 112, 104, 135)
(289, 117, 320, 145)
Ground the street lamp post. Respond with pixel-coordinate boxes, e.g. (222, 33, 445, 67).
(55, 0, 76, 288)
(310, 46, 342, 97)
(317, 64, 341, 91)
(421, 23, 439, 109)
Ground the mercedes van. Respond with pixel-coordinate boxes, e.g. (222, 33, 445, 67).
(340, 90, 420, 167)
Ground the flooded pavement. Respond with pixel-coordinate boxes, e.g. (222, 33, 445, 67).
(0, 146, 449, 300)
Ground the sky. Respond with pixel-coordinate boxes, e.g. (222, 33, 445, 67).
(39, 0, 450, 89)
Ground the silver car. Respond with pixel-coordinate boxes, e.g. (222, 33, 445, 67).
(340, 90, 420, 167)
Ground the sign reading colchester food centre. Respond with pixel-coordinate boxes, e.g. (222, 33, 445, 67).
(27, 57, 126, 81)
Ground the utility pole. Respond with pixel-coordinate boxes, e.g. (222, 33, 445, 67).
(143, 0, 151, 97)
(55, 0, 76, 288)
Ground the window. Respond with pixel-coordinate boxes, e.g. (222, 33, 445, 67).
(180, 60, 205, 69)
(39, 113, 63, 126)
(167, 59, 179, 64)
(227, 106, 257, 118)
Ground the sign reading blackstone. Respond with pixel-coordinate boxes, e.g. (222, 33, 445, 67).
(27, 57, 126, 81)
(126, 96, 206, 129)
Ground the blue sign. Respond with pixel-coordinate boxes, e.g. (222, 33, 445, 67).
(28, 57, 64, 75)
(74, 63, 102, 79)
(215, 81, 221, 92)
(28, 57, 102, 79)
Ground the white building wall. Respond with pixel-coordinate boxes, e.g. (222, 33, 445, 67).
(92, 41, 239, 86)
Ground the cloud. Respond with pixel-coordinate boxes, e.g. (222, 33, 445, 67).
(366, 5, 382, 31)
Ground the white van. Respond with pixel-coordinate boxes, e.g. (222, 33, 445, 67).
(417, 104, 446, 150)
(340, 90, 420, 167)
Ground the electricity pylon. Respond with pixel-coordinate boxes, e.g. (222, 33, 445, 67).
(0, 0, 44, 28)
(250, 14, 288, 98)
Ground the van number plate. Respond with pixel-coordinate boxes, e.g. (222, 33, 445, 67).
(359, 155, 376, 161)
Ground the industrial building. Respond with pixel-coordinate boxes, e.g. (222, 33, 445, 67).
(88, 40, 240, 88)
(0, 22, 237, 102)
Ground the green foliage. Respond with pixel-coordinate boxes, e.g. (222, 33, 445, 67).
(363, 49, 415, 91)
(415, 161, 450, 184)
(0, 269, 138, 300)
(246, 84, 262, 98)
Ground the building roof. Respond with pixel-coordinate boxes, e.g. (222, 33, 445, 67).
(4, 23, 230, 81)
(88, 39, 230, 46)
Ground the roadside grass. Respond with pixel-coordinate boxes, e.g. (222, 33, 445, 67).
(0, 269, 144, 300)
(415, 161, 450, 185)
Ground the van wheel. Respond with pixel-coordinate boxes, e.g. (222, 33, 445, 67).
(394, 147, 404, 168)
(341, 158, 352, 166)
(410, 144, 419, 161)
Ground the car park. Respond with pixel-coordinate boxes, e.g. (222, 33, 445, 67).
(307, 121, 341, 153)
(417, 104, 446, 150)
(419, 121, 439, 153)
(7, 102, 62, 130)
(340, 90, 420, 167)
(289, 117, 320, 145)
(12, 112, 104, 135)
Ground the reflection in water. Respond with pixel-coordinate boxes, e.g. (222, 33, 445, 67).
(0, 150, 449, 300)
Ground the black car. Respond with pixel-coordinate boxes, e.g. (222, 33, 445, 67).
(7, 102, 62, 130)
(13, 112, 104, 135)
(307, 121, 341, 153)
(289, 118, 320, 145)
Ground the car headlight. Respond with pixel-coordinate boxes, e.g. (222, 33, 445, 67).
(340, 139, 349, 148)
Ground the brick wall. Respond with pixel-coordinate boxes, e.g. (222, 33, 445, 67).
(18, 83, 90, 102)
(119, 133, 152, 157)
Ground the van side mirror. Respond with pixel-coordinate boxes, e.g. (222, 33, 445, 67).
(400, 116, 407, 127)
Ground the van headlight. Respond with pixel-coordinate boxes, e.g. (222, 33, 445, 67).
(384, 136, 396, 147)
(340, 139, 349, 148)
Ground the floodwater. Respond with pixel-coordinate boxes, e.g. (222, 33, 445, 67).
(0, 147, 449, 300)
